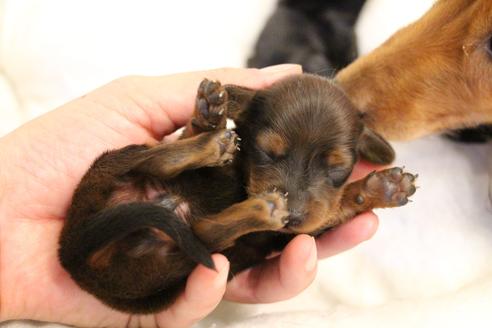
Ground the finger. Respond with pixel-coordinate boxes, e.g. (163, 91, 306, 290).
(155, 254, 229, 328)
(316, 212, 379, 259)
(224, 234, 317, 303)
(121, 65, 302, 138)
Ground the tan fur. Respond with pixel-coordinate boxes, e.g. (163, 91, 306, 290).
(327, 148, 354, 167)
(336, 0, 492, 140)
(256, 131, 287, 157)
(89, 243, 117, 269)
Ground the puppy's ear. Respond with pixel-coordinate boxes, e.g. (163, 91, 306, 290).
(358, 127, 395, 165)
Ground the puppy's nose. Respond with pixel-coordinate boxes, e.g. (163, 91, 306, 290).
(286, 209, 305, 227)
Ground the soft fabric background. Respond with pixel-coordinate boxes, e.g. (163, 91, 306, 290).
(1, 0, 491, 327)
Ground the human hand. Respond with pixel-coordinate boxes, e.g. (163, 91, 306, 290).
(0, 65, 379, 327)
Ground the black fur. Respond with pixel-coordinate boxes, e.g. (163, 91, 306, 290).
(446, 124, 492, 143)
(248, 0, 366, 75)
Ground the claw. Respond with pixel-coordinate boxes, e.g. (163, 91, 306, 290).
(204, 80, 219, 94)
(281, 216, 290, 225)
(389, 167, 403, 175)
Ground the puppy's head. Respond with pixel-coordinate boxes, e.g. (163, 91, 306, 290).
(236, 75, 394, 233)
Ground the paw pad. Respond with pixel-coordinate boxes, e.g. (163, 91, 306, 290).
(261, 192, 290, 228)
(362, 167, 418, 207)
(194, 79, 228, 130)
(216, 129, 239, 165)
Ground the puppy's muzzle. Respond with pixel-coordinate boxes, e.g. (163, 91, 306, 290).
(286, 209, 306, 227)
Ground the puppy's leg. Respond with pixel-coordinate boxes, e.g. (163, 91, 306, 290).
(182, 79, 229, 138)
(137, 128, 238, 177)
(339, 167, 417, 220)
(181, 79, 256, 138)
(192, 192, 289, 250)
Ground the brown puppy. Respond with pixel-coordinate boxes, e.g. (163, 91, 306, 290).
(336, 0, 492, 140)
(58, 74, 417, 314)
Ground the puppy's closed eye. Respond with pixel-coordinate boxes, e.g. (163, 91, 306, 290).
(256, 148, 276, 164)
(256, 131, 287, 159)
(327, 167, 352, 187)
(325, 148, 355, 187)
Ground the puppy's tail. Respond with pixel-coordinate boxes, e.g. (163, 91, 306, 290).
(59, 202, 214, 270)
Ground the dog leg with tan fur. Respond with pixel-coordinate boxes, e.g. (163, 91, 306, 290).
(339, 167, 417, 220)
(192, 192, 289, 251)
(138, 129, 238, 177)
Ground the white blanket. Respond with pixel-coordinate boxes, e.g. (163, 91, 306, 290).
(1, 0, 491, 327)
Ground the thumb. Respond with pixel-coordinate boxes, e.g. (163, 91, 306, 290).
(155, 254, 229, 328)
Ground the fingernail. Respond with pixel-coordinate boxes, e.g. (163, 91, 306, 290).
(213, 255, 230, 289)
(304, 237, 317, 272)
(260, 64, 303, 74)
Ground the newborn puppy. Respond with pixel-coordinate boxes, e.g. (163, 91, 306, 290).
(248, 0, 366, 75)
(58, 74, 417, 314)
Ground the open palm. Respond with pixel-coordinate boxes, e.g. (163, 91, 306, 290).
(0, 67, 379, 328)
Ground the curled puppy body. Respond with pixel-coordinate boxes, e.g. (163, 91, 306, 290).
(248, 0, 366, 75)
(58, 74, 417, 314)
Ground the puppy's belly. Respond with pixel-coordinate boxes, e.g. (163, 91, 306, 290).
(107, 180, 191, 223)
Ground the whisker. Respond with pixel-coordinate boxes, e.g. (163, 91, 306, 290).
(312, 66, 338, 78)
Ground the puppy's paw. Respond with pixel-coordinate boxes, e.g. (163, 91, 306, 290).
(359, 167, 417, 207)
(255, 192, 290, 229)
(216, 129, 239, 166)
(192, 79, 228, 131)
(204, 129, 239, 167)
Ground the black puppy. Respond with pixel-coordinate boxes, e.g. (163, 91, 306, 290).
(58, 74, 416, 314)
(248, 0, 366, 75)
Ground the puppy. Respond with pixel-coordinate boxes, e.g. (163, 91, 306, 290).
(58, 74, 417, 314)
(248, 0, 366, 75)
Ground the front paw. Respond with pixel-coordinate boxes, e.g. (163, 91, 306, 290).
(192, 79, 228, 131)
(358, 167, 417, 207)
(254, 192, 290, 230)
(204, 129, 239, 167)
